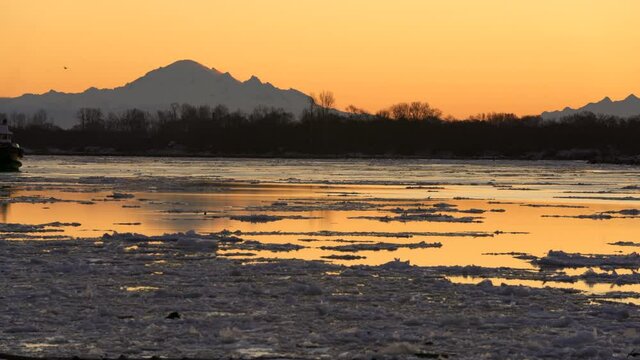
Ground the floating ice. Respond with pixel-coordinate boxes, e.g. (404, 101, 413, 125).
(1, 234, 639, 358)
(533, 250, 640, 269)
(320, 241, 442, 252)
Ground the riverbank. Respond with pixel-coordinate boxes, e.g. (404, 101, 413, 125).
(18, 147, 640, 165)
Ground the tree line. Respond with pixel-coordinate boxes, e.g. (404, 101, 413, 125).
(2, 99, 640, 162)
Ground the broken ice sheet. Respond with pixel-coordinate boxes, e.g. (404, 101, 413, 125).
(319, 241, 442, 252)
(2, 237, 639, 359)
(3, 157, 640, 357)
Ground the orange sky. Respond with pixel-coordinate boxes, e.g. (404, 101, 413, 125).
(2, 0, 639, 118)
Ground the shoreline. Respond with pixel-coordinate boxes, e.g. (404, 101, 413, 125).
(19, 149, 640, 165)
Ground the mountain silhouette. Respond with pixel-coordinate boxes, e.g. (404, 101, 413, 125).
(541, 94, 640, 120)
(0, 60, 313, 128)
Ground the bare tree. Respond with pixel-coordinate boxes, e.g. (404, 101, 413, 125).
(76, 108, 104, 130)
(9, 112, 27, 129)
(318, 91, 335, 109)
(105, 112, 120, 131)
(469, 112, 518, 123)
(389, 103, 410, 120)
(311, 90, 336, 118)
(346, 105, 368, 114)
(30, 109, 49, 127)
(375, 109, 391, 119)
(169, 103, 180, 122)
(384, 101, 442, 121)
(121, 109, 149, 133)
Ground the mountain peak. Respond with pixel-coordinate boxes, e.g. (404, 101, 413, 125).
(165, 59, 212, 70)
(155, 59, 221, 76)
(245, 75, 263, 85)
(543, 94, 640, 120)
(123, 60, 225, 90)
(0, 59, 314, 128)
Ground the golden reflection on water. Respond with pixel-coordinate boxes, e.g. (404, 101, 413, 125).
(3, 183, 640, 271)
(447, 275, 640, 294)
(448, 275, 640, 306)
(122, 286, 160, 292)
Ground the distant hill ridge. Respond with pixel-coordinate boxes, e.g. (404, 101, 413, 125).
(541, 94, 640, 120)
(0, 60, 312, 128)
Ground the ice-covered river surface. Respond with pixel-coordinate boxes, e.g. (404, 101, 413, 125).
(2, 156, 640, 358)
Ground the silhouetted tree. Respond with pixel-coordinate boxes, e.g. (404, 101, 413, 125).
(9, 112, 27, 129)
(120, 109, 149, 133)
(384, 101, 442, 121)
(312, 90, 336, 118)
(76, 108, 104, 131)
(9, 103, 640, 164)
(31, 109, 49, 127)
(345, 105, 371, 119)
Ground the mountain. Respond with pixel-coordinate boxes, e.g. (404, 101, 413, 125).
(541, 94, 640, 120)
(0, 60, 313, 128)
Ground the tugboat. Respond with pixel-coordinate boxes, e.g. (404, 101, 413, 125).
(0, 118, 24, 171)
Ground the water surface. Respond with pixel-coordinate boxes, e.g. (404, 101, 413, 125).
(2, 156, 640, 294)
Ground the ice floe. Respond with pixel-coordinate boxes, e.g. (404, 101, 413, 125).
(1, 232, 639, 358)
(532, 250, 640, 270)
(319, 241, 442, 252)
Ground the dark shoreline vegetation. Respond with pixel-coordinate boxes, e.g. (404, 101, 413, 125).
(3, 102, 640, 164)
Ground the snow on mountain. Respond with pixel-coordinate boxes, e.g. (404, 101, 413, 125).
(0, 60, 313, 128)
(541, 94, 640, 120)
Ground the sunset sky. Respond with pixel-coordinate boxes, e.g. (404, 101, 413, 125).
(2, 0, 639, 118)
